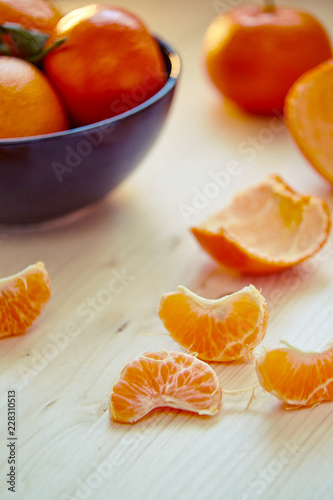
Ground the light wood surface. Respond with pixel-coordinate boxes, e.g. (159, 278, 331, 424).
(1, 1, 333, 499)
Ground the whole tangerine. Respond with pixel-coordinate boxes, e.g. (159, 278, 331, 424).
(0, 0, 61, 33)
(0, 56, 68, 139)
(285, 59, 333, 186)
(44, 4, 168, 126)
(203, 2, 332, 114)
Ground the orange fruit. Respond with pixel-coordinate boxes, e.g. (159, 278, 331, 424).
(285, 59, 333, 185)
(44, 4, 167, 126)
(110, 351, 222, 423)
(191, 175, 331, 275)
(255, 340, 333, 407)
(159, 285, 268, 362)
(0, 56, 68, 138)
(0, 0, 61, 33)
(204, 4, 332, 114)
(0, 261, 51, 338)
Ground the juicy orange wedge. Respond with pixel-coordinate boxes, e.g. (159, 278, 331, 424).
(159, 285, 268, 362)
(285, 59, 333, 185)
(255, 340, 333, 407)
(110, 351, 222, 423)
(191, 175, 331, 275)
(0, 261, 51, 338)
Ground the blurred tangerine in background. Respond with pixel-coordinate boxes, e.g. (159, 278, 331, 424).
(0, 0, 61, 33)
(0, 56, 68, 138)
(0, 262, 51, 338)
(203, 2, 332, 114)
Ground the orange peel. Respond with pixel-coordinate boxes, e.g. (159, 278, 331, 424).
(191, 175, 331, 275)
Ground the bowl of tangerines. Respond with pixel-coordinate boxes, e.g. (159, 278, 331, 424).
(0, 1, 180, 223)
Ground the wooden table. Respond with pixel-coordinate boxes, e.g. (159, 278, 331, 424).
(1, 0, 333, 499)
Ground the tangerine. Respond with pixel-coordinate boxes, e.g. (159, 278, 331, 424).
(0, 56, 68, 139)
(110, 351, 222, 423)
(204, 3, 332, 114)
(0, 261, 51, 338)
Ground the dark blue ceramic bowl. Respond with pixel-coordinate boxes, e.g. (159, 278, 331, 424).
(0, 38, 180, 224)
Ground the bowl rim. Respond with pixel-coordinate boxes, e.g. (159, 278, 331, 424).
(0, 36, 181, 146)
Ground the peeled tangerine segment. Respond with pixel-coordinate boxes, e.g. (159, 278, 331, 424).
(110, 351, 222, 423)
(255, 340, 333, 407)
(0, 261, 51, 338)
(285, 59, 333, 185)
(191, 175, 331, 275)
(159, 285, 268, 362)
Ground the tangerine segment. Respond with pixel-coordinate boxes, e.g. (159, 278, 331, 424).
(191, 175, 331, 275)
(285, 60, 333, 185)
(255, 341, 333, 407)
(204, 5, 332, 114)
(44, 5, 167, 126)
(110, 351, 222, 423)
(159, 285, 268, 362)
(0, 57, 68, 139)
(0, 261, 51, 338)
